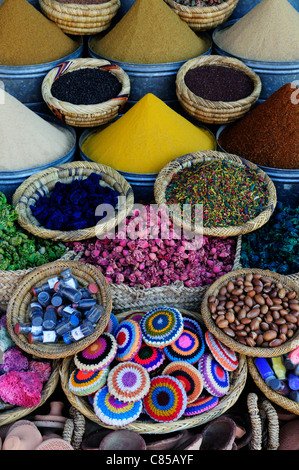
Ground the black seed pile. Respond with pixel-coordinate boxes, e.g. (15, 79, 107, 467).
(184, 65, 255, 102)
(51, 68, 122, 105)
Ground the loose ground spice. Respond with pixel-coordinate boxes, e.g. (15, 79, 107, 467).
(165, 159, 269, 227)
(214, 0, 299, 61)
(0, 0, 78, 66)
(218, 83, 299, 169)
(90, 0, 210, 64)
(184, 65, 254, 101)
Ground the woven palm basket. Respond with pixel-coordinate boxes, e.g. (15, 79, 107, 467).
(5, 260, 112, 359)
(164, 0, 239, 31)
(60, 308, 247, 434)
(154, 151, 277, 238)
(176, 55, 262, 125)
(42, 58, 130, 128)
(201, 268, 299, 358)
(0, 360, 60, 427)
(12, 161, 134, 243)
(39, 0, 120, 35)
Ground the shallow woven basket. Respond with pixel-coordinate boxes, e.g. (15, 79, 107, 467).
(164, 0, 239, 31)
(42, 58, 130, 128)
(0, 249, 81, 306)
(201, 268, 299, 357)
(60, 308, 247, 434)
(154, 151, 277, 238)
(5, 260, 112, 359)
(12, 161, 134, 243)
(39, 0, 120, 35)
(176, 55, 261, 125)
(0, 360, 60, 427)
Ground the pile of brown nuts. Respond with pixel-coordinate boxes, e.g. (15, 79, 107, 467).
(208, 273, 299, 348)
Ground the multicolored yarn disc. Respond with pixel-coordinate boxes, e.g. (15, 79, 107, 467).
(115, 320, 142, 361)
(93, 385, 142, 427)
(143, 375, 187, 423)
(132, 341, 165, 372)
(74, 333, 117, 371)
(123, 311, 146, 323)
(107, 362, 150, 402)
(205, 331, 239, 372)
(163, 361, 203, 404)
(140, 307, 184, 348)
(104, 313, 119, 335)
(183, 394, 219, 416)
(183, 316, 203, 336)
(164, 327, 205, 364)
(69, 367, 109, 396)
(198, 353, 230, 397)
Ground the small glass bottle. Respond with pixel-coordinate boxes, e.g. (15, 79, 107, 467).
(288, 373, 299, 391)
(55, 315, 80, 337)
(60, 268, 79, 290)
(62, 320, 95, 344)
(79, 284, 98, 299)
(32, 277, 59, 296)
(72, 298, 97, 311)
(14, 323, 33, 335)
(268, 378, 290, 396)
(28, 330, 58, 344)
(271, 356, 287, 380)
(254, 357, 276, 385)
(43, 305, 57, 330)
(289, 390, 299, 402)
(85, 304, 105, 324)
(51, 293, 63, 308)
(37, 291, 51, 308)
(58, 305, 82, 321)
(54, 281, 82, 303)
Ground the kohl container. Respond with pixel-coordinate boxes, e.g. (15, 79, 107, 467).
(154, 150, 277, 238)
(216, 125, 299, 208)
(12, 161, 134, 243)
(201, 268, 299, 358)
(0, 37, 83, 112)
(6, 260, 112, 359)
(175, 55, 262, 125)
(88, 34, 212, 108)
(39, 0, 120, 35)
(60, 308, 247, 434)
(163, 0, 240, 31)
(212, 19, 299, 100)
(0, 113, 76, 203)
(42, 58, 131, 128)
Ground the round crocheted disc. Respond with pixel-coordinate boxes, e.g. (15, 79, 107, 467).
(183, 395, 219, 416)
(198, 353, 230, 397)
(140, 307, 184, 348)
(205, 331, 239, 372)
(164, 327, 205, 364)
(74, 333, 117, 371)
(104, 313, 119, 335)
(183, 316, 203, 336)
(132, 341, 165, 372)
(107, 361, 150, 402)
(69, 367, 109, 396)
(123, 311, 146, 323)
(115, 320, 142, 361)
(163, 361, 204, 403)
(93, 386, 142, 427)
(143, 375, 187, 423)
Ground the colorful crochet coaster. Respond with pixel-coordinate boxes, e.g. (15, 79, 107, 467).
(164, 327, 205, 364)
(140, 307, 184, 348)
(205, 331, 239, 372)
(132, 341, 165, 372)
(198, 353, 230, 397)
(104, 313, 119, 335)
(74, 333, 117, 371)
(183, 316, 204, 336)
(123, 311, 146, 323)
(93, 385, 142, 427)
(107, 362, 150, 402)
(183, 394, 219, 416)
(115, 320, 142, 361)
(143, 375, 187, 423)
(163, 361, 204, 404)
(69, 367, 109, 396)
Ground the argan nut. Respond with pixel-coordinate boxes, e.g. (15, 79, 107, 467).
(263, 330, 277, 342)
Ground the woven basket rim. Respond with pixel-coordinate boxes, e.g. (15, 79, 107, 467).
(165, 0, 239, 15)
(154, 150, 277, 238)
(12, 161, 134, 242)
(247, 357, 299, 416)
(201, 267, 299, 357)
(59, 308, 247, 433)
(39, 0, 120, 15)
(5, 260, 112, 359)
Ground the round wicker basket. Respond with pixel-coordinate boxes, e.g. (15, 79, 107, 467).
(154, 151, 277, 238)
(5, 260, 112, 359)
(60, 308, 247, 434)
(42, 58, 130, 128)
(39, 0, 120, 35)
(176, 55, 261, 125)
(164, 0, 240, 31)
(201, 268, 299, 357)
(248, 358, 299, 416)
(12, 161, 134, 243)
(0, 360, 60, 427)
